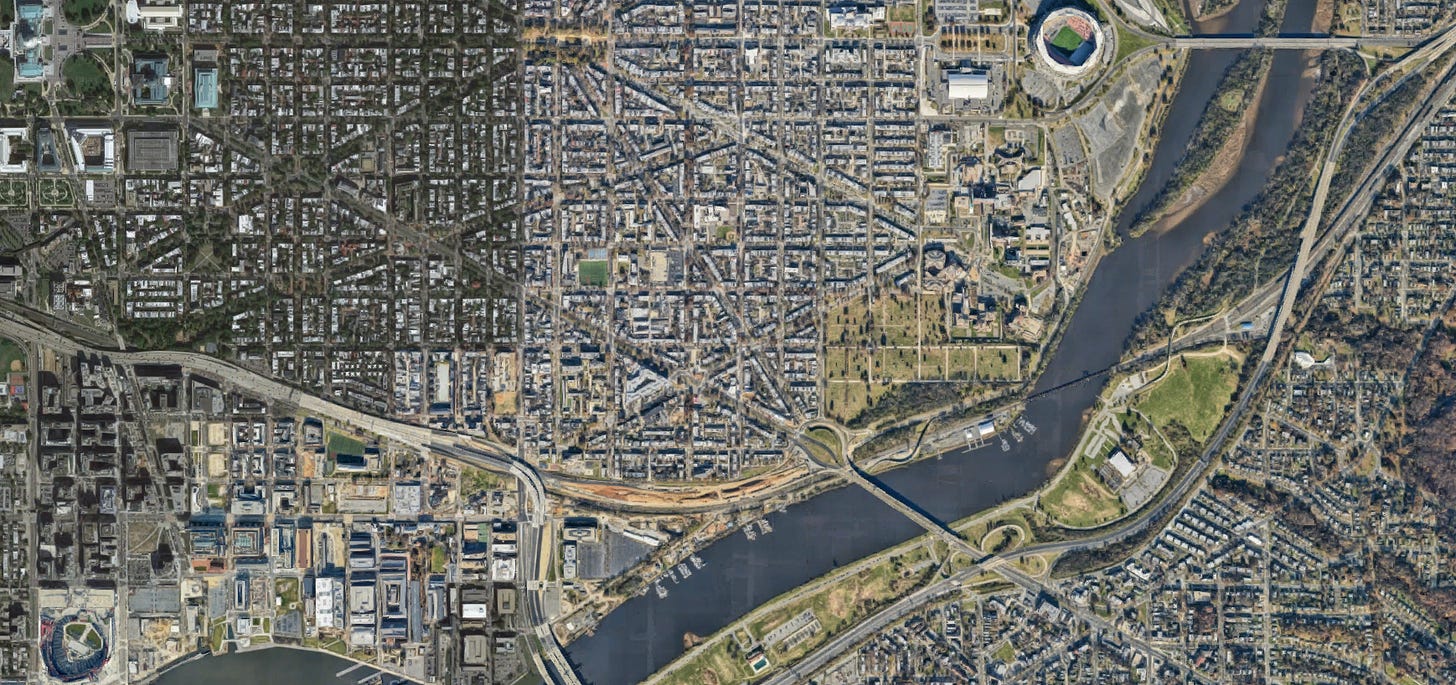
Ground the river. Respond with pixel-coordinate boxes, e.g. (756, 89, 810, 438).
(567, 1, 1322, 683)
(152, 646, 407, 685)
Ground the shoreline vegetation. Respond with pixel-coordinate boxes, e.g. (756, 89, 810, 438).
(1194, 0, 1238, 22)
(1325, 53, 1451, 219)
(1127, 49, 1367, 352)
(1128, 49, 1273, 237)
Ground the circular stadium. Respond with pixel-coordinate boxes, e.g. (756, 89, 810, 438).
(1033, 7, 1106, 77)
(41, 615, 110, 683)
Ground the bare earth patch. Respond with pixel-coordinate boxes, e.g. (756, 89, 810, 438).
(1150, 81, 1266, 234)
(556, 467, 807, 508)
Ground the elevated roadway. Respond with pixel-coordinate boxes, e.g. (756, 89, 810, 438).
(1170, 34, 1420, 49)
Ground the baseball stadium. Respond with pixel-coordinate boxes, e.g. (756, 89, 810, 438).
(40, 614, 110, 683)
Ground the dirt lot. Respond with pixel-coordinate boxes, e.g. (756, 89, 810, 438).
(554, 467, 808, 508)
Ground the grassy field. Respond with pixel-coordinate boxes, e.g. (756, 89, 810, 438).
(63, 0, 109, 24)
(826, 291, 948, 347)
(577, 259, 609, 286)
(1050, 26, 1086, 53)
(806, 426, 842, 455)
(0, 56, 12, 103)
(828, 344, 1021, 384)
(1114, 24, 1157, 63)
(976, 346, 1022, 381)
(62, 54, 110, 99)
(0, 338, 24, 373)
(873, 348, 919, 380)
(462, 465, 505, 496)
(1042, 458, 1124, 528)
(209, 618, 228, 652)
(325, 431, 367, 457)
(823, 380, 895, 424)
(1136, 351, 1241, 443)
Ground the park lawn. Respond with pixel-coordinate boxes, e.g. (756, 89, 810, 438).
(827, 291, 939, 348)
(1042, 459, 1123, 528)
(0, 180, 26, 207)
(826, 296, 872, 344)
(1137, 351, 1241, 443)
(38, 179, 74, 207)
(1114, 24, 1156, 63)
(992, 641, 1017, 663)
(977, 346, 1022, 381)
(873, 347, 919, 381)
(823, 379, 897, 424)
(0, 56, 12, 103)
(806, 427, 841, 453)
(63, 0, 109, 24)
(823, 346, 867, 381)
(0, 338, 24, 372)
(62, 53, 110, 99)
(871, 293, 920, 346)
(208, 619, 228, 652)
(824, 381, 870, 423)
(577, 259, 609, 286)
(1050, 25, 1086, 53)
(946, 347, 978, 380)
(919, 294, 950, 343)
(920, 347, 950, 380)
(325, 431, 367, 457)
(430, 545, 447, 573)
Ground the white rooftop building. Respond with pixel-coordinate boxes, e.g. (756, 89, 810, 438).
(946, 71, 990, 101)
(1107, 450, 1136, 480)
(125, 0, 183, 30)
(0, 128, 29, 174)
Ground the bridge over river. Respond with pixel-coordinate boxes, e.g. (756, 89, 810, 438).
(1168, 33, 1422, 49)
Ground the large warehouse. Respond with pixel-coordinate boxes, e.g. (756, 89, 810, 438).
(946, 71, 991, 100)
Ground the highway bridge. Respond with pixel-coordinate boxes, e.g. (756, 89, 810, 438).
(1169, 34, 1421, 49)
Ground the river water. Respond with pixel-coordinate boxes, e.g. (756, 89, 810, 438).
(567, 1, 1322, 684)
(152, 647, 404, 685)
